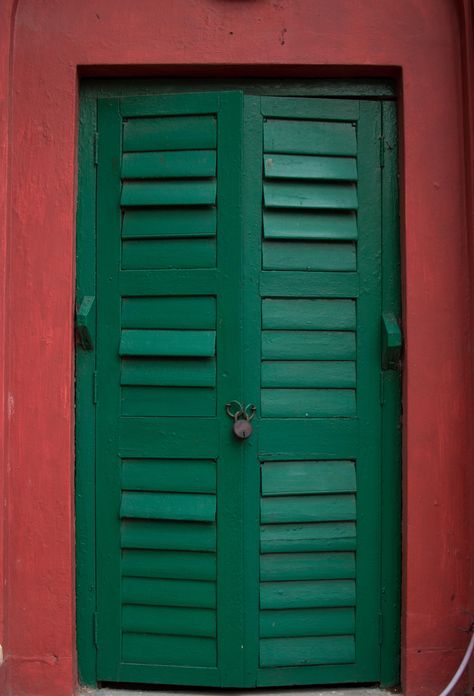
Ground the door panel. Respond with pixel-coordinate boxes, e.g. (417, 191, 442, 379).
(85, 89, 399, 688)
(95, 92, 245, 686)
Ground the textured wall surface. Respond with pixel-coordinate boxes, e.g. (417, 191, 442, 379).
(0, 1, 473, 695)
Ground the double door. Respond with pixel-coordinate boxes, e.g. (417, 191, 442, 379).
(84, 90, 401, 688)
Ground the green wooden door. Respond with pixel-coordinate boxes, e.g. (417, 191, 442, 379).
(80, 89, 401, 688)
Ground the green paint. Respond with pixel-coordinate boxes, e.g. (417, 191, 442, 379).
(76, 82, 401, 689)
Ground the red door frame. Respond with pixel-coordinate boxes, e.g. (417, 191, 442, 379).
(0, 2, 473, 696)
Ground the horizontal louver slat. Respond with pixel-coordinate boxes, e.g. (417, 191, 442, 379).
(122, 150, 216, 179)
(262, 331, 356, 360)
(262, 299, 356, 330)
(119, 330, 216, 357)
(264, 210, 357, 240)
(261, 494, 356, 524)
(121, 358, 216, 387)
(261, 580, 356, 609)
(261, 389, 356, 418)
(263, 241, 356, 272)
(260, 522, 356, 554)
(260, 607, 355, 638)
(122, 605, 216, 637)
(119, 417, 219, 459)
(122, 520, 217, 552)
(123, 115, 217, 152)
(261, 271, 359, 298)
(123, 633, 216, 667)
(122, 459, 216, 493)
(122, 550, 216, 580)
(260, 552, 356, 581)
(261, 460, 356, 496)
(264, 154, 357, 181)
(122, 238, 216, 270)
(122, 296, 215, 329)
(261, 361, 356, 389)
(120, 491, 216, 522)
(264, 181, 358, 210)
(121, 180, 217, 207)
(122, 208, 217, 239)
(264, 119, 357, 156)
(122, 577, 216, 608)
(260, 635, 355, 668)
(121, 386, 216, 417)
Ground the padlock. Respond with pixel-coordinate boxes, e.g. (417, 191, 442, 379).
(233, 418, 253, 440)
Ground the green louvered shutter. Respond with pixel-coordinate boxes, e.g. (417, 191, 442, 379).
(89, 91, 399, 689)
(255, 98, 383, 685)
(95, 92, 246, 686)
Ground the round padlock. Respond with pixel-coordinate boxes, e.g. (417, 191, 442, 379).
(233, 419, 253, 440)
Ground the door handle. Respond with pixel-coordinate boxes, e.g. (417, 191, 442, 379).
(75, 296, 95, 350)
(381, 312, 403, 370)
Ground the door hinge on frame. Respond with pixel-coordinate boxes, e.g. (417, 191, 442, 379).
(379, 135, 385, 168)
(94, 132, 99, 166)
(379, 612, 384, 645)
(93, 611, 98, 647)
(379, 372, 384, 406)
(93, 371, 98, 404)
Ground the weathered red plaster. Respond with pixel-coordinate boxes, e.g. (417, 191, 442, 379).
(0, 2, 473, 695)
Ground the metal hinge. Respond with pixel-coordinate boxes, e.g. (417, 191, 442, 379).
(379, 372, 384, 405)
(379, 613, 384, 644)
(93, 371, 98, 404)
(379, 135, 385, 168)
(94, 132, 99, 166)
(93, 612, 98, 646)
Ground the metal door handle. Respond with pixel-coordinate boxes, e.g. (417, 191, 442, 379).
(382, 312, 403, 370)
(75, 296, 95, 350)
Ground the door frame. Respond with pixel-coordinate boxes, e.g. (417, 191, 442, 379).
(75, 78, 401, 689)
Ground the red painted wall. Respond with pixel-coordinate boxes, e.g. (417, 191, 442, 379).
(0, 2, 473, 695)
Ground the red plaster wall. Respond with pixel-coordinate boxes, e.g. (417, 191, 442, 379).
(0, 1, 473, 695)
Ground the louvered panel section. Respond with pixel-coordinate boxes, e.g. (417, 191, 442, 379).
(259, 459, 357, 668)
(120, 296, 217, 417)
(121, 115, 217, 274)
(261, 118, 358, 423)
(121, 457, 217, 661)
